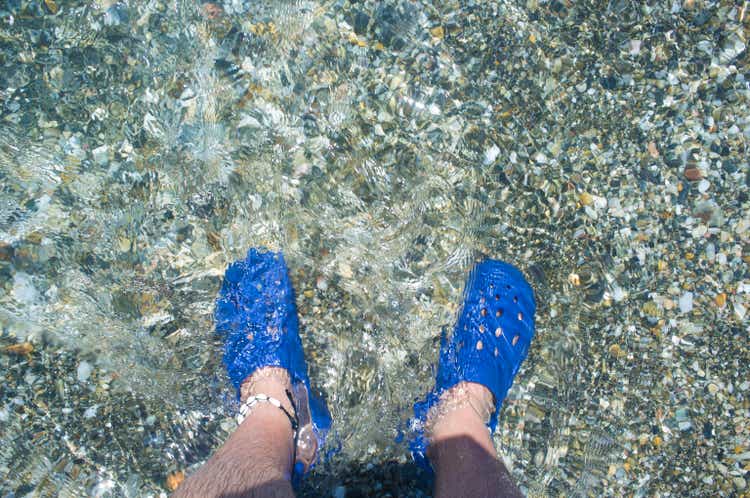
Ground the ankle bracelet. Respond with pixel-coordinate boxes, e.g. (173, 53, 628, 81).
(237, 390, 299, 435)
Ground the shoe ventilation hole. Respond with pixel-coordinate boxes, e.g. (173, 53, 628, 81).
(247, 333, 254, 341)
(496, 308, 503, 317)
(518, 312, 523, 321)
(479, 324, 485, 333)
(476, 340, 483, 351)
(480, 297, 486, 304)
(495, 327, 503, 337)
(481, 308, 487, 317)
(512, 334, 520, 346)
(494, 347, 499, 357)
(513, 296, 518, 303)
(495, 294, 500, 300)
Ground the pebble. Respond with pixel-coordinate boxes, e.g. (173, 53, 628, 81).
(484, 144, 500, 165)
(612, 286, 626, 302)
(733, 477, 746, 490)
(714, 293, 726, 308)
(705, 243, 715, 260)
(166, 471, 185, 492)
(77, 361, 92, 382)
(684, 167, 702, 181)
(91, 480, 115, 497)
(92, 145, 109, 166)
(44, 0, 58, 14)
(734, 299, 747, 321)
(578, 193, 593, 206)
(609, 344, 625, 358)
(4, 345, 33, 360)
(0, 242, 14, 261)
(338, 262, 354, 279)
(678, 292, 693, 313)
(12, 272, 39, 305)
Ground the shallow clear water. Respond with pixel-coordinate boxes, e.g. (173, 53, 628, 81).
(1, 0, 748, 496)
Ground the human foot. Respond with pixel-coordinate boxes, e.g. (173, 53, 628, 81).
(410, 259, 536, 469)
(215, 248, 331, 476)
(425, 382, 495, 440)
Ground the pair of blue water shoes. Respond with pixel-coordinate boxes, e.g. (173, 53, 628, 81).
(214, 248, 536, 478)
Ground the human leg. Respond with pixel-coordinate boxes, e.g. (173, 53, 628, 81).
(427, 382, 522, 498)
(410, 259, 536, 497)
(173, 369, 296, 498)
(174, 249, 331, 496)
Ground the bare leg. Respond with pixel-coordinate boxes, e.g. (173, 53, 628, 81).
(174, 369, 296, 498)
(428, 382, 523, 498)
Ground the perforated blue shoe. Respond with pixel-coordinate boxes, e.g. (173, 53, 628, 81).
(214, 248, 332, 477)
(410, 259, 536, 469)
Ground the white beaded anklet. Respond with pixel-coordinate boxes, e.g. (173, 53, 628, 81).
(237, 393, 297, 427)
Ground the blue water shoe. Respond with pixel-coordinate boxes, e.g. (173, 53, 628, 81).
(214, 248, 332, 476)
(410, 259, 536, 469)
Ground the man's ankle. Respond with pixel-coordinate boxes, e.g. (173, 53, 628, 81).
(239, 367, 296, 429)
(427, 382, 495, 445)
